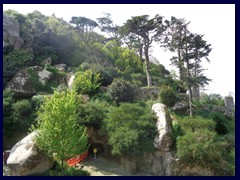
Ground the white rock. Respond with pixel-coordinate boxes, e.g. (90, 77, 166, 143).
(152, 103, 173, 151)
(7, 131, 53, 176)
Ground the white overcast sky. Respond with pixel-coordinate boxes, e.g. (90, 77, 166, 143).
(3, 4, 235, 99)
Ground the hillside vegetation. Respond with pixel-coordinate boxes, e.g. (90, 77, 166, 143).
(3, 10, 235, 176)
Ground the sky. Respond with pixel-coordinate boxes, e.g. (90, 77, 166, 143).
(3, 4, 235, 100)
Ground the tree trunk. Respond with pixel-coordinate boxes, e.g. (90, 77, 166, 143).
(188, 86, 193, 117)
(177, 48, 183, 81)
(144, 39, 152, 87)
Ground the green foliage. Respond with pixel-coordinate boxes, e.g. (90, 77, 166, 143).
(31, 94, 48, 110)
(3, 90, 14, 117)
(172, 121, 183, 143)
(104, 103, 156, 156)
(178, 116, 216, 133)
(193, 93, 225, 116)
(4, 10, 26, 25)
(27, 68, 45, 91)
(32, 90, 89, 172)
(12, 99, 32, 117)
(35, 46, 59, 65)
(73, 70, 101, 96)
(10, 99, 35, 131)
(176, 129, 225, 166)
(3, 49, 34, 87)
(209, 112, 230, 135)
(44, 64, 58, 74)
(175, 116, 234, 174)
(159, 85, 179, 107)
(107, 78, 137, 104)
(78, 101, 108, 129)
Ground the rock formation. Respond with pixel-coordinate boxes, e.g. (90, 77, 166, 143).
(152, 103, 174, 151)
(3, 15, 24, 49)
(6, 66, 52, 98)
(7, 131, 53, 176)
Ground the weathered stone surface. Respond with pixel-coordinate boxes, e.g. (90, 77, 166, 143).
(54, 64, 66, 71)
(212, 106, 235, 118)
(152, 103, 174, 151)
(6, 66, 52, 98)
(41, 57, 52, 66)
(66, 73, 75, 89)
(172, 159, 214, 176)
(172, 101, 189, 114)
(134, 86, 159, 100)
(3, 15, 24, 49)
(224, 96, 234, 110)
(7, 131, 53, 176)
(38, 69, 52, 85)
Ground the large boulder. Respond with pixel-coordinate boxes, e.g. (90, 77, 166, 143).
(66, 73, 75, 89)
(6, 66, 52, 98)
(152, 103, 173, 151)
(7, 131, 53, 176)
(172, 101, 189, 114)
(54, 64, 66, 71)
(3, 15, 24, 49)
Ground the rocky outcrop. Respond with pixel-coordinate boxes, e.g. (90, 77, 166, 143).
(172, 101, 189, 114)
(41, 57, 52, 66)
(7, 131, 53, 176)
(3, 15, 24, 49)
(152, 103, 173, 151)
(66, 73, 75, 89)
(172, 160, 214, 176)
(6, 66, 52, 98)
(54, 64, 66, 71)
(134, 86, 160, 100)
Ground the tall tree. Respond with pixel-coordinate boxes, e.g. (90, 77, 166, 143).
(182, 31, 211, 116)
(97, 12, 119, 42)
(161, 16, 189, 81)
(32, 90, 89, 173)
(119, 14, 165, 87)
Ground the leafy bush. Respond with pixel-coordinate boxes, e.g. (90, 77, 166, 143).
(78, 101, 108, 129)
(3, 90, 13, 116)
(172, 121, 183, 143)
(159, 85, 179, 107)
(210, 112, 230, 135)
(12, 99, 32, 117)
(3, 49, 34, 87)
(107, 78, 137, 104)
(104, 103, 156, 156)
(176, 129, 225, 166)
(73, 70, 101, 96)
(176, 116, 230, 172)
(178, 116, 216, 133)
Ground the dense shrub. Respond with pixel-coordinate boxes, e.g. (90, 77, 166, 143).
(3, 49, 34, 87)
(159, 85, 179, 107)
(104, 103, 156, 156)
(12, 99, 32, 117)
(176, 129, 225, 165)
(176, 116, 230, 173)
(78, 101, 108, 129)
(107, 78, 137, 104)
(3, 90, 14, 116)
(73, 70, 101, 96)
